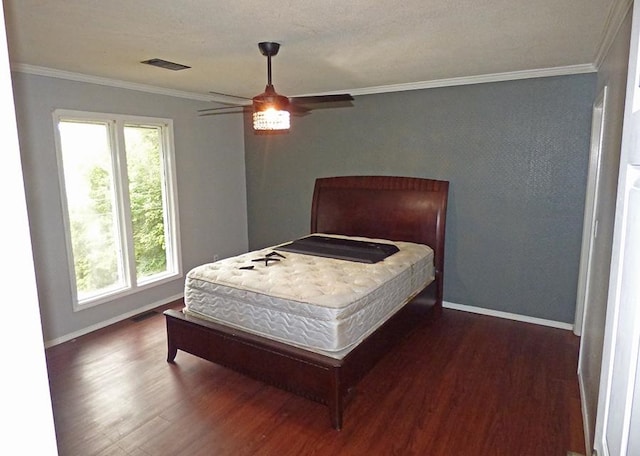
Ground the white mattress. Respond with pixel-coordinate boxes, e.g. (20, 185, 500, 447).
(184, 234, 434, 359)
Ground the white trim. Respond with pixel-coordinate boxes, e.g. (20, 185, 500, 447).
(12, 62, 596, 103)
(43, 293, 184, 348)
(45, 296, 573, 346)
(52, 110, 183, 311)
(443, 301, 574, 331)
(576, 86, 609, 336)
(594, 0, 634, 69)
(311, 64, 597, 97)
(12, 63, 213, 101)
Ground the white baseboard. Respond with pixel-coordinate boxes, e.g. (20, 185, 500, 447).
(443, 301, 575, 331)
(45, 297, 573, 348)
(44, 293, 184, 348)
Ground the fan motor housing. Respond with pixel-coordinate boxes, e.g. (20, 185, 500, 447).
(253, 84, 289, 111)
(258, 42, 280, 57)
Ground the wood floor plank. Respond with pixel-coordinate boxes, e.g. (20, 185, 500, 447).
(46, 304, 585, 456)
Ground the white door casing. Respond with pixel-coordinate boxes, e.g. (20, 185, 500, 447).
(576, 85, 608, 337)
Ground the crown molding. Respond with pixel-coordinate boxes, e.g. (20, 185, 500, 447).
(11, 63, 213, 101)
(341, 64, 597, 97)
(13, 61, 597, 103)
(593, 0, 633, 68)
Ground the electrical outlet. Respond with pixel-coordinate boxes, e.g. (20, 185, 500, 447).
(213, 254, 220, 262)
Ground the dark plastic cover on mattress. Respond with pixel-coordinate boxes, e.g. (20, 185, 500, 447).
(275, 235, 399, 263)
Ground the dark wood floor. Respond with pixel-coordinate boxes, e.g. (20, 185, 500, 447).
(46, 303, 585, 456)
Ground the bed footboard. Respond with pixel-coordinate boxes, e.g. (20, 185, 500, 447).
(164, 308, 347, 429)
(164, 281, 439, 430)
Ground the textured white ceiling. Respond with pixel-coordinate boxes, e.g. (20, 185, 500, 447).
(3, 0, 616, 101)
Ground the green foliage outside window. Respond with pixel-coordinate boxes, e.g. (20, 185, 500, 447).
(73, 165, 121, 294)
(59, 119, 172, 302)
(125, 126, 168, 279)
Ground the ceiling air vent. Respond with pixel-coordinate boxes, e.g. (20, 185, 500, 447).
(141, 58, 190, 71)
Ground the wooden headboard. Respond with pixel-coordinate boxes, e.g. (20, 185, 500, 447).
(310, 175, 449, 303)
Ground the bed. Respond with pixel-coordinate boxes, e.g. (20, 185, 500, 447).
(164, 175, 449, 429)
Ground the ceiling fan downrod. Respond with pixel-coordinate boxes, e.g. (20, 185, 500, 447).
(259, 42, 280, 89)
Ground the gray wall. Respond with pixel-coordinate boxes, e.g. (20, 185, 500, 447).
(580, 7, 632, 451)
(244, 74, 597, 323)
(12, 72, 249, 343)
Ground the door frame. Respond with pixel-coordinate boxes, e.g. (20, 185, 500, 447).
(575, 85, 608, 337)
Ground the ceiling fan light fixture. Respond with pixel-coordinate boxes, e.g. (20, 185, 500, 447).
(201, 42, 352, 130)
(253, 108, 290, 131)
(252, 84, 290, 131)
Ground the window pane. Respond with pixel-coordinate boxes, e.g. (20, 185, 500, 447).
(55, 112, 181, 309)
(124, 125, 170, 281)
(58, 121, 125, 300)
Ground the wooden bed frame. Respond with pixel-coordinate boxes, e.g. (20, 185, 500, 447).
(164, 175, 449, 429)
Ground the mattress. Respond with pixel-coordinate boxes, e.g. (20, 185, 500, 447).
(184, 234, 434, 359)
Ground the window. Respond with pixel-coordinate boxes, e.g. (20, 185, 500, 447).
(53, 110, 181, 309)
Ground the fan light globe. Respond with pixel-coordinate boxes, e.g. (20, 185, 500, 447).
(253, 108, 290, 131)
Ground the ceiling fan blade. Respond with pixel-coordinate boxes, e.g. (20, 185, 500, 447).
(290, 94, 354, 104)
(198, 105, 250, 113)
(289, 104, 312, 116)
(208, 90, 253, 101)
(202, 44, 354, 126)
(198, 106, 251, 116)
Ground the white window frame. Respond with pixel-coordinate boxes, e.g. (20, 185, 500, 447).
(53, 109, 182, 311)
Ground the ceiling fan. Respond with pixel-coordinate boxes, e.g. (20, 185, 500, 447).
(198, 42, 354, 132)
